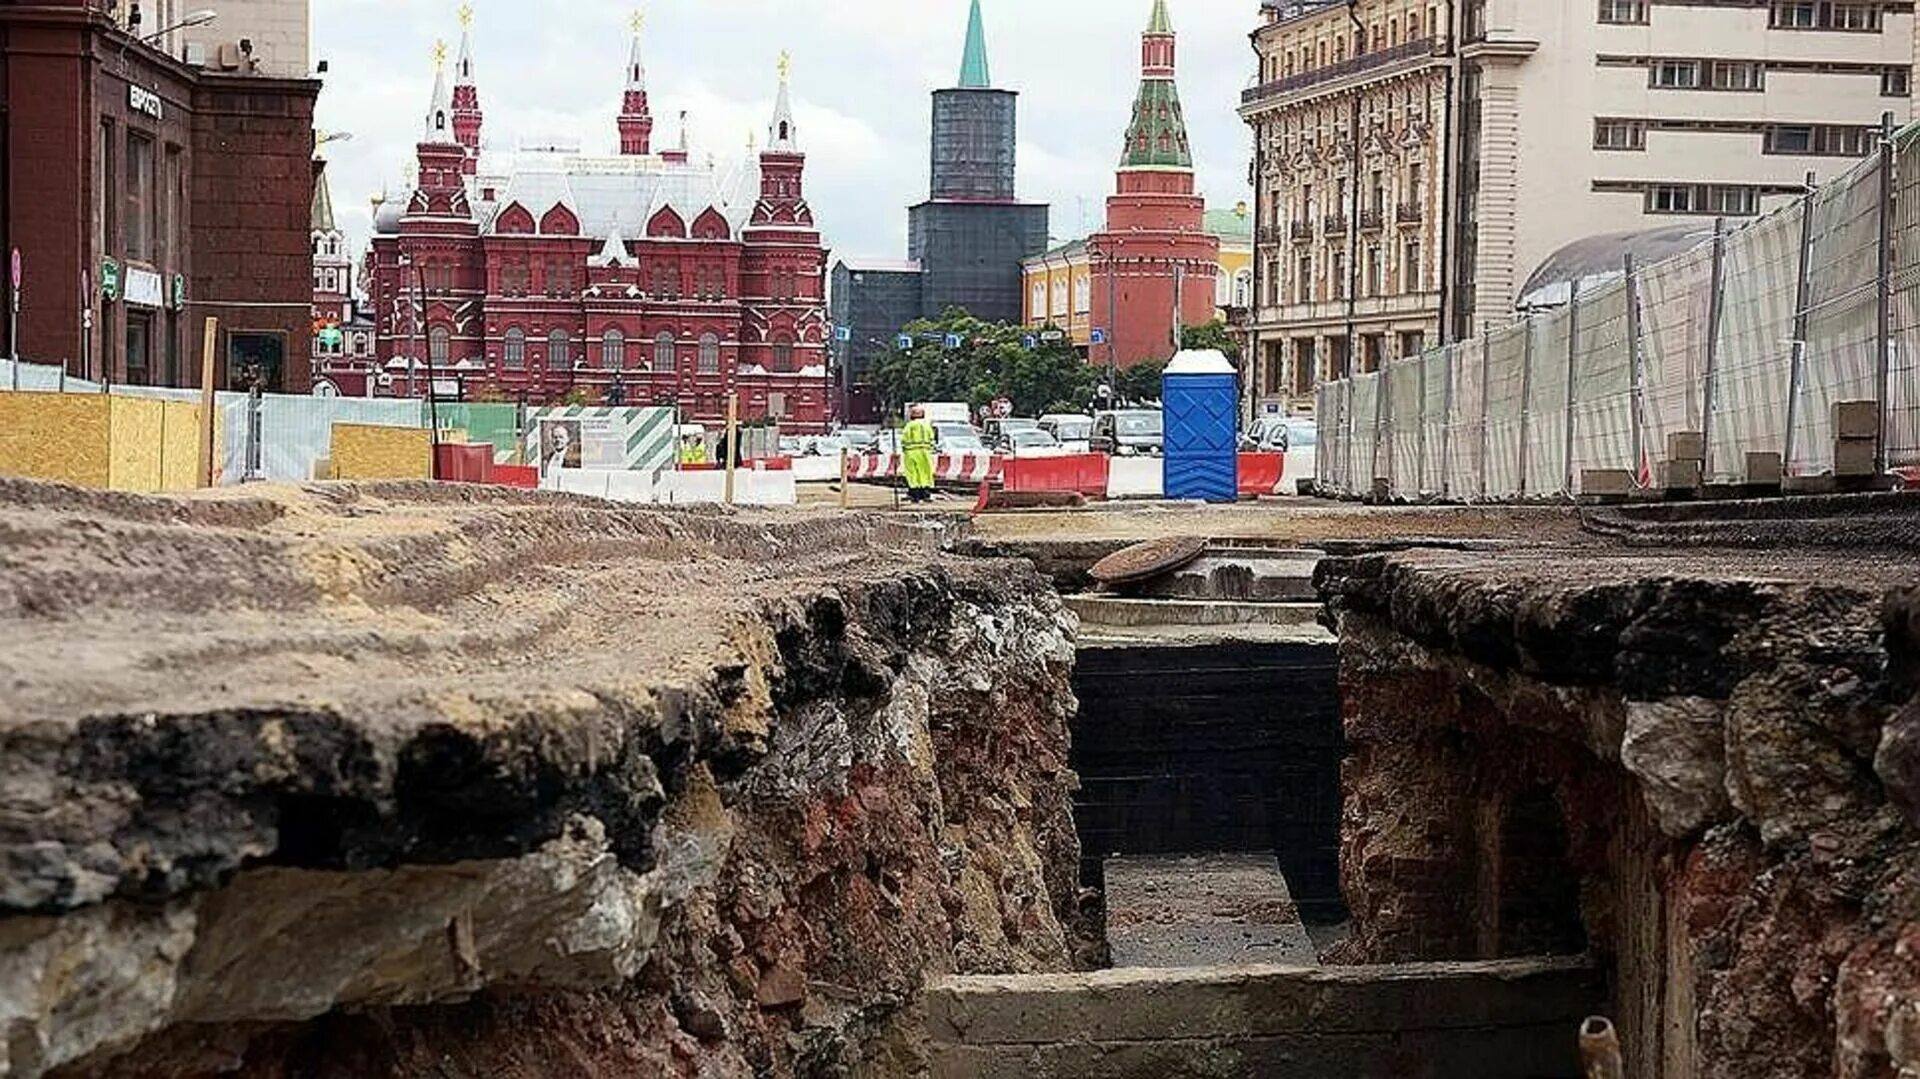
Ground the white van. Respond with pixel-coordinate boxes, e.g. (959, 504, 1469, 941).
(909, 402, 972, 426)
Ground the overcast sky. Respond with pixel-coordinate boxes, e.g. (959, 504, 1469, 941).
(314, 1, 1260, 273)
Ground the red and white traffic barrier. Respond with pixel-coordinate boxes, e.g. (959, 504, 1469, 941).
(847, 453, 1002, 484)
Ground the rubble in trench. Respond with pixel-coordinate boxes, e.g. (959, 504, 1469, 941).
(0, 480, 1095, 1078)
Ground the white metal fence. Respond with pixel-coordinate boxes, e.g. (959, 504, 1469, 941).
(1315, 122, 1920, 499)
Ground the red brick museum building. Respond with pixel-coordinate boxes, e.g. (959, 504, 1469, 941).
(366, 17, 832, 428)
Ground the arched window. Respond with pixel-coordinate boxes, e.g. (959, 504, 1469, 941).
(698, 333, 721, 374)
(770, 334, 794, 373)
(1234, 269, 1254, 308)
(503, 327, 526, 369)
(429, 325, 450, 365)
(778, 121, 790, 142)
(547, 330, 571, 371)
(654, 331, 677, 373)
(602, 329, 625, 370)
(434, 110, 447, 133)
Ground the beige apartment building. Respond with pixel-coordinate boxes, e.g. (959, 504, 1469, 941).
(1240, 0, 1916, 411)
(146, 0, 311, 76)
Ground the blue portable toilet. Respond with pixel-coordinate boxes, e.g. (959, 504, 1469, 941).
(1162, 349, 1240, 503)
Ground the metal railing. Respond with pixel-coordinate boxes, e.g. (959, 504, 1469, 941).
(1315, 117, 1920, 499)
(1243, 37, 1446, 108)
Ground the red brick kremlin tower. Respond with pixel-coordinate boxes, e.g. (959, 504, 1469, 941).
(1089, 0, 1220, 371)
(366, 12, 831, 428)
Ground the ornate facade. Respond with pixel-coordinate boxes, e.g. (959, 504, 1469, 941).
(366, 14, 831, 428)
(1240, 0, 1449, 411)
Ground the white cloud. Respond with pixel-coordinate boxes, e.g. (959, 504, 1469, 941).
(314, 0, 1256, 272)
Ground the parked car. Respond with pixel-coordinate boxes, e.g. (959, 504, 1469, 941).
(934, 423, 986, 453)
(840, 426, 879, 453)
(1038, 413, 1093, 453)
(807, 433, 850, 458)
(1281, 417, 1318, 492)
(983, 417, 1040, 451)
(1090, 409, 1164, 456)
(1245, 416, 1292, 453)
(1003, 429, 1066, 458)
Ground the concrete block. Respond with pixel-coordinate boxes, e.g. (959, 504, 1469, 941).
(1660, 459, 1703, 491)
(1666, 431, 1706, 463)
(1744, 452, 1783, 486)
(926, 958, 1602, 1045)
(1833, 400, 1880, 441)
(1580, 469, 1633, 497)
(1835, 438, 1879, 477)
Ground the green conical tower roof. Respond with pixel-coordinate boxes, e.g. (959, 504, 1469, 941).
(958, 0, 991, 88)
(1120, 1, 1191, 170)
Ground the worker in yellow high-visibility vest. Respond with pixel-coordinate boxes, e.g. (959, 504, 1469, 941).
(901, 406, 937, 503)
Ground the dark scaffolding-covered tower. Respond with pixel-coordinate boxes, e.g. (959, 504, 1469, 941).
(907, 0, 1049, 323)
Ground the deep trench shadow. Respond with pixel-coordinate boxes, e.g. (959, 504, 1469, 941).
(1070, 638, 1349, 930)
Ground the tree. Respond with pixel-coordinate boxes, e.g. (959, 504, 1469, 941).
(870, 308, 1097, 419)
(1117, 360, 1165, 405)
(1180, 319, 1242, 364)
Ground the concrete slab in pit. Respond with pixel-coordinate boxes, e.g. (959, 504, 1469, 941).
(1104, 854, 1318, 969)
(1129, 548, 1323, 603)
(1066, 595, 1335, 646)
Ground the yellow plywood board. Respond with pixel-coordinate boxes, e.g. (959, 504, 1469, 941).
(108, 397, 167, 492)
(331, 423, 432, 480)
(0, 392, 113, 488)
(158, 400, 207, 491)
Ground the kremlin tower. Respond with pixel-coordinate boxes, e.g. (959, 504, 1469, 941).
(1089, 0, 1219, 369)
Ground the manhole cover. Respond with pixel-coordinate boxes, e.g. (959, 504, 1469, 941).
(1090, 535, 1208, 586)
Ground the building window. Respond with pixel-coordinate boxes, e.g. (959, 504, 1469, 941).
(548, 260, 573, 297)
(1884, 68, 1912, 97)
(1404, 240, 1423, 292)
(1771, 1, 1818, 26)
(1030, 282, 1045, 317)
(1233, 269, 1253, 308)
(1706, 186, 1760, 215)
(1648, 184, 1699, 213)
(1646, 184, 1761, 216)
(1651, 60, 1702, 88)
(602, 328, 625, 370)
(699, 333, 721, 374)
(770, 336, 793, 373)
(501, 263, 529, 295)
(1598, 0, 1648, 24)
(547, 329, 571, 371)
(1399, 331, 1426, 359)
(1364, 246, 1382, 297)
(1772, 1, 1878, 29)
(1295, 254, 1312, 303)
(504, 328, 525, 369)
(654, 331, 676, 373)
(429, 325, 450, 365)
(1709, 60, 1763, 91)
(125, 134, 155, 262)
(1074, 275, 1092, 313)
(1594, 119, 1647, 150)
(1406, 162, 1424, 206)
(1331, 251, 1347, 299)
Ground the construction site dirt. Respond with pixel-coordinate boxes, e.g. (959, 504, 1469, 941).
(4, 479, 1920, 1078)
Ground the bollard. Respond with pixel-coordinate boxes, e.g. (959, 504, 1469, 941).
(839, 447, 850, 510)
(1579, 1016, 1624, 1079)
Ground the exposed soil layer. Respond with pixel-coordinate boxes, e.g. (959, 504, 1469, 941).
(0, 480, 1089, 1078)
(1320, 546, 1920, 1079)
